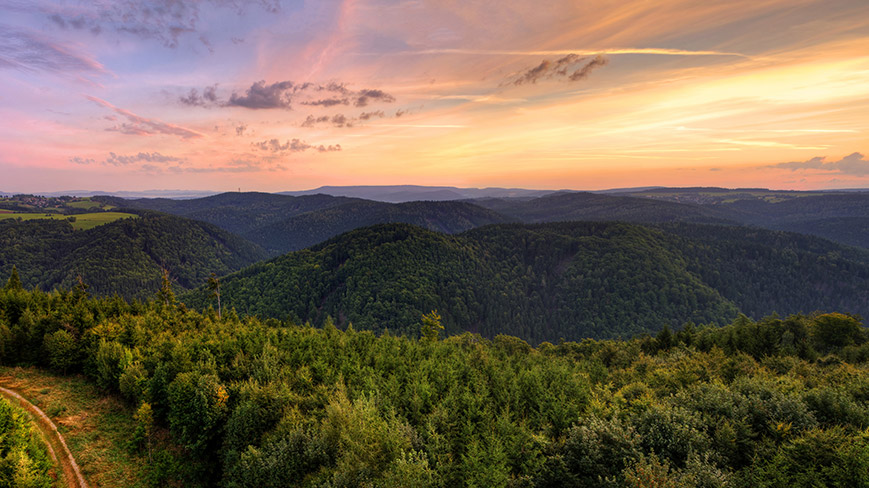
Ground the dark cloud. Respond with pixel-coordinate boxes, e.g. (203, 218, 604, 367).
(228, 80, 295, 109)
(359, 110, 385, 120)
(771, 152, 869, 176)
(569, 55, 609, 81)
(331, 114, 353, 127)
(0, 27, 108, 77)
(179, 84, 219, 107)
(395, 109, 407, 118)
(253, 138, 342, 154)
(301, 115, 330, 128)
(42, 1, 282, 49)
(320, 82, 350, 94)
(509, 53, 608, 86)
(87, 95, 204, 139)
(70, 156, 96, 165)
(235, 124, 247, 136)
(302, 98, 349, 107)
(184, 81, 396, 112)
(355, 89, 396, 107)
(105, 151, 182, 166)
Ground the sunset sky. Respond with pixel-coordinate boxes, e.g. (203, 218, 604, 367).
(1, 0, 868, 192)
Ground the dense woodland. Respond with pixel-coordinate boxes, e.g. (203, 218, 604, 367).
(183, 222, 869, 344)
(0, 213, 266, 301)
(0, 272, 867, 487)
(113, 193, 508, 254)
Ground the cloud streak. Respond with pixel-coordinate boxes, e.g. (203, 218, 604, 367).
(0, 27, 108, 78)
(771, 153, 869, 176)
(185, 80, 397, 111)
(70, 151, 184, 166)
(510, 54, 609, 85)
(253, 138, 342, 153)
(86, 96, 204, 139)
(43, 1, 282, 49)
(377, 47, 749, 58)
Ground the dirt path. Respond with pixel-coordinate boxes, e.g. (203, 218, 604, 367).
(0, 385, 89, 488)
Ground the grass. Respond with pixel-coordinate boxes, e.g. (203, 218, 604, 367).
(0, 212, 137, 230)
(65, 199, 103, 210)
(0, 366, 171, 488)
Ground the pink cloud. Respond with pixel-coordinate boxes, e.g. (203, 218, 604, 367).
(86, 95, 204, 139)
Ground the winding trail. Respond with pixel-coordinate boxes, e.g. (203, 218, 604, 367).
(0, 385, 89, 488)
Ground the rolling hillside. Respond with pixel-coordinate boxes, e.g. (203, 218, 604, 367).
(0, 212, 268, 300)
(183, 222, 869, 343)
(116, 192, 511, 254)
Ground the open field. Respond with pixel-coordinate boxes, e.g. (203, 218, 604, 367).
(0, 212, 136, 230)
(0, 367, 170, 488)
(65, 198, 114, 210)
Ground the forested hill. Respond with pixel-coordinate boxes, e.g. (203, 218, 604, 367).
(251, 200, 512, 253)
(113, 192, 511, 254)
(718, 193, 869, 248)
(474, 191, 733, 224)
(112, 191, 361, 236)
(0, 212, 267, 300)
(183, 222, 869, 343)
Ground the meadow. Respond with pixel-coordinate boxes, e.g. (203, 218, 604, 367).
(0, 212, 137, 230)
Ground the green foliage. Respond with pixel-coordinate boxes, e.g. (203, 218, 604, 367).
(0, 285, 868, 486)
(167, 371, 229, 456)
(0, 397, 55, 488)
(420, 311, 443, 342)
(2, 267, 21, 292)
(184, 222, 869, 343)
(0, 212, 267, 301)
(43, 329, 77, 373)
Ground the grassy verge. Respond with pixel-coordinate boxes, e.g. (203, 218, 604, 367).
(0, 366, 166, 488)
(0, 212, 136, 230)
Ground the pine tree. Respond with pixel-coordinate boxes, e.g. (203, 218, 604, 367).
(207, 273, 221, 319)
(420, 310, 443, 341)
(156, 268, 176, 307)
(4, 266, 22, 291)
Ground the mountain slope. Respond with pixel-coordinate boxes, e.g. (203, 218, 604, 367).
(118, 192, 512, 254)
(115, 192, 360, 236)
(0, 212, 268, 300)
(183, 221, 869, 343)
(250, 200, 513, 253)
(475, 192, 733, 224)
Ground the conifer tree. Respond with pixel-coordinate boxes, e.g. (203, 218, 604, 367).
(4, 266, 22, 291)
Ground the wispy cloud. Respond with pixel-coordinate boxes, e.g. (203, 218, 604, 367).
(70, 151, 184, 166)
(186, 80, 397, 111)
(368, 47, 749, 58)
(509, 54, 609, 85)
(86, 96, 204, 139)
(355, 89, 395, 107)
(0, 26, 108, 78)
(43, 1, 282, 49)
(253, 138, 341, 153)
(771, 152, 869, 176)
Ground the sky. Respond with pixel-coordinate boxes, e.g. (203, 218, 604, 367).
(1, 0, 868, 193)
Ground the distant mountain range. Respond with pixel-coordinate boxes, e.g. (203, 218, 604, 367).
(279, 184, 559, 202)
(113, 187, 869, 250)
(112, 192, 510, 254)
